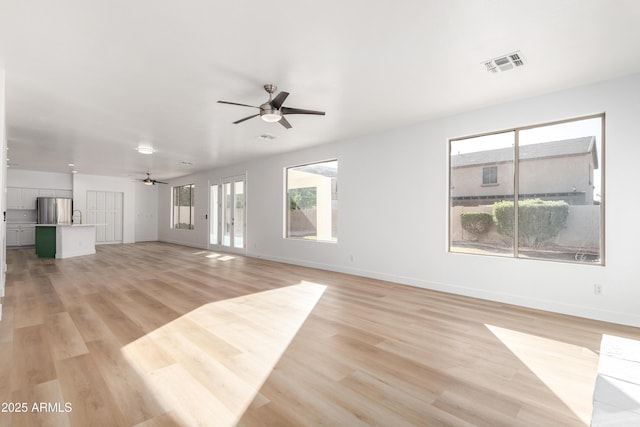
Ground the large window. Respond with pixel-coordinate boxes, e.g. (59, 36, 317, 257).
(172, 184, 195, 230)
(286, 160, 338, 242)
(449, 114, 604, 264)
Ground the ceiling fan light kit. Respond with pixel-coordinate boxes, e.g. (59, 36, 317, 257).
(218, 84, 325, 129)
(260, 108, 282, 123)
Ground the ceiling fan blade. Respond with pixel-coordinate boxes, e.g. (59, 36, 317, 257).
(281, 107, 325, 116)
(154, 181, 169, 185)
(233, 114, 260, 124)
(270, 91, 289, 109)
(218, 100, 260, 109)
(279, 116, 292, 129)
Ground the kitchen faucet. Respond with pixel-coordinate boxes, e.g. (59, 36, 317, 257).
(72, 210, 83, 224)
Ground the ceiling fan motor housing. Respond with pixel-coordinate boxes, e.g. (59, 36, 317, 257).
(260, 103, 282, 122)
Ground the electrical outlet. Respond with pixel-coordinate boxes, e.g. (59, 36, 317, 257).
(594, 284, 603, 295)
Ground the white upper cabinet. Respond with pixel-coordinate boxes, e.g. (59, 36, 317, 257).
(8, 187, 73, 210)
(7, 187, 39, 209)
(38, 189, 72, 198)
(6, 188, 21, 209)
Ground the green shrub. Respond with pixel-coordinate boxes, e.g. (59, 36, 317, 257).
(493, 201, 515, 238)
(460, 212, 493, 234)
(492, 199, 569, 247)
(175, 222, 194, 230)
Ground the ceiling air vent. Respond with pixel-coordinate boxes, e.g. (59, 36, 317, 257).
(483, 51, 525, 73)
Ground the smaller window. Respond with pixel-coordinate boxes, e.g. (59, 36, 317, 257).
(286, 160, 338, 242)
(172, 184, 195, 230)
(482, 166, 498, 185)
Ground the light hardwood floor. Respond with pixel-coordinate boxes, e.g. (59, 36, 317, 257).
(1, 242, 639, 426)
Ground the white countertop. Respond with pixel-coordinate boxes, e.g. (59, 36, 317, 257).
(35, 224, 97, 227)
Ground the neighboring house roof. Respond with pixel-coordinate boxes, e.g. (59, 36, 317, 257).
(451, 136, 598, 169)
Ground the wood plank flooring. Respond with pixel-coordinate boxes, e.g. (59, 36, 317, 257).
(1, 242, 639, 426)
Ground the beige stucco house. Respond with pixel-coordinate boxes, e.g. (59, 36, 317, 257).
(450, 136, 598, 206)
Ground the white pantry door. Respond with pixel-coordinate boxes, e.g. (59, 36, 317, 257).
(86, 191, 123, 244)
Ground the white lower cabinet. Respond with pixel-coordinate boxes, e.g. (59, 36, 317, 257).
(7, 225, 36, 246)
(6, 227, 19, 246)
(22, 226, 35, 245)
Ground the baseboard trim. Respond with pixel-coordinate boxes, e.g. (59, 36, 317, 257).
(160, 239, 208, 250)
(248, 251, 640, 328)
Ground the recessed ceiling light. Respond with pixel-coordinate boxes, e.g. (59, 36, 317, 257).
(68, 163, 75, 167)
(71, 170, 78, 174)
(180, 161, 193, 166)
(136, 146, 154, 154)
(258, 134, 276, 141)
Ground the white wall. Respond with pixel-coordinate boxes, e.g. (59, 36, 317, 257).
(0, 70, 6, 312)
(158, 171, 234, 248)
(73, 174, 136, 244)
(7, 169, 72, 190)
(135, 182, 158, 242)
(158, 73, 640, 327)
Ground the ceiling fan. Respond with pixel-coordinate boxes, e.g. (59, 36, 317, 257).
(136, 173, 168, 186)
(218, 84, 325, 129)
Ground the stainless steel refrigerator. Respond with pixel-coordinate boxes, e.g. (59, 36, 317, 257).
(37, 197, 73, 224)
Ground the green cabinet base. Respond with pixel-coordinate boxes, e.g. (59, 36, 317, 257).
(35, 227, 56, 258)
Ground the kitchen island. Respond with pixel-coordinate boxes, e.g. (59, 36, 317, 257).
(35, 224, 96, 259)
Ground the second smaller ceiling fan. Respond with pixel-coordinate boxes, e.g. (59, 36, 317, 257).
(136, 173, 168, 186)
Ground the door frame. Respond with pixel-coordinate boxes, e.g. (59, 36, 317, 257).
(208, 181, 220, 250)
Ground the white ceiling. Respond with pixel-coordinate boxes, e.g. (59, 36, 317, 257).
(1, 1, 640, 181)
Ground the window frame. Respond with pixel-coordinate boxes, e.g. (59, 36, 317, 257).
(172, 183, 195, 230)
(448, 113, 605, 265)
(284, 159, 338, 243)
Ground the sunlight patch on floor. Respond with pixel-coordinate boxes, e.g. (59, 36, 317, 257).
(191, 250, 233, 260)
(122, 282, 326, 427)
(485, 324, 598, 425)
